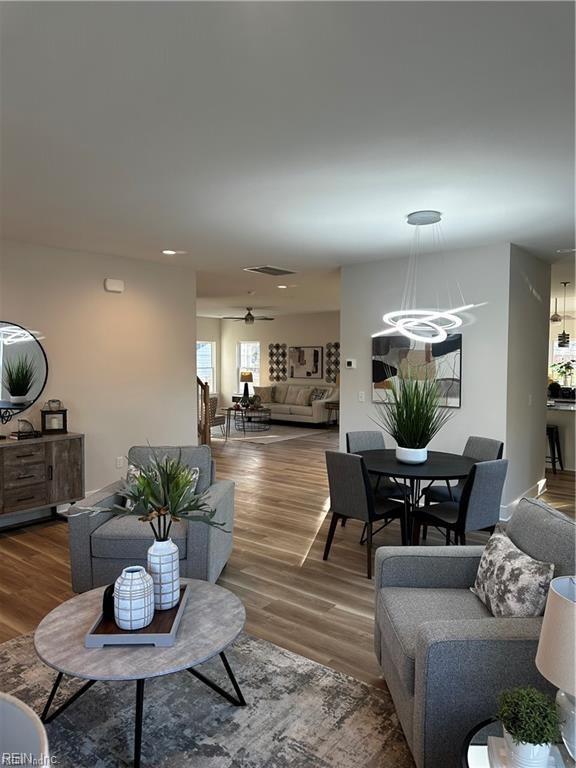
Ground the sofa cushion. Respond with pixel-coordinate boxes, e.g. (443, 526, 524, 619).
(269, 404, 292, 415)
(128, 445, 212, 493)
(296, 388, 312, 406)
(376, 587, 491, 693)
(253, 385, 273, 403)
(285, 385, 303, 404)
(273, 386, 288, 404)
(92, 516, 187, 560)
(289, 405, 313, 416)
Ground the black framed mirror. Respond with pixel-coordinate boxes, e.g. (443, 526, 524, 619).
(0, 321, 49, 424)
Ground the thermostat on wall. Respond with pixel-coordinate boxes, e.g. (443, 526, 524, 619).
(104, 278, 125, 293)
(345, 359, 357, 369)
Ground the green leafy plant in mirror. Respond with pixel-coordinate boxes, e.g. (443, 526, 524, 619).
(372, 373, 452, 449)
(498, 687, 561, 746)
(550, 361, 574, 381)
(3, 355, 37, 397)
(116, 449, 226, 542)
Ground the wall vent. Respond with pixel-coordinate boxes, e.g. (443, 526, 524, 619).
(243, 265, 297, 277)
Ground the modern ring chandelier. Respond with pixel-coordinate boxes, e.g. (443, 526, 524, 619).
(372, 210, 481, 344)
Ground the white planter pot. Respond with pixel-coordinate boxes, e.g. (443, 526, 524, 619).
(9, 395, 28, 404)
(113, 566, 154, 631)
(147, 538, 180, 610)
(396, 446, 428, 464)
(503, 728, 551, 768)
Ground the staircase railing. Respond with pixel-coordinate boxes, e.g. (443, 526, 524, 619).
(197, 377, 211, 445)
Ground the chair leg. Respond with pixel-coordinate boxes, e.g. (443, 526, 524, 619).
(366, 522, 373, 579)
(341, 517, 347, 527)
(421, 524, 427, 542)
(445, 528, 451, 545)
(323, 513, 339, 562)
(555, 430, 564, 471)
(548, 429, 557, 474)
(359, 523, 367, 545)
(412, 520, 421, 545)
(460, 531, 466, 545)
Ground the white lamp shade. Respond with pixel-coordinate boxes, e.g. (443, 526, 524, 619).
(536, 576, 576, 696)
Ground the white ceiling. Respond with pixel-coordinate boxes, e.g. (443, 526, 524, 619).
(1, 2, 574, 314)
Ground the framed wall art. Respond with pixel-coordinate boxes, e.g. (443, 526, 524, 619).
(289, 346, 323, 379)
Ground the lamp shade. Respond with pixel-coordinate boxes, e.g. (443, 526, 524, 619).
(536, 576, 576, 696)
(240, 371, 253, 383)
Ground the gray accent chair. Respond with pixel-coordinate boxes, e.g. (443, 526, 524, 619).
(346, 430, 406, 500)
(67, 446, 234, 593)
(413, 459, 508, 545)
(424, 435, 504, 504)
(374, 497, 575, 768)
(324, 451, 403, 578)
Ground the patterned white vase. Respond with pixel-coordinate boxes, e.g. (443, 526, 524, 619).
(147, 538, 180, 610)
(113, 566, 154, 630)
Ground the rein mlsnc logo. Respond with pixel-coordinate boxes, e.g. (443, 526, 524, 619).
(1, 755, 57, 766)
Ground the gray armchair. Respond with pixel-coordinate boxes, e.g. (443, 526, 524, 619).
(67, 445, 234, 593)
(374, 497, 575, 768)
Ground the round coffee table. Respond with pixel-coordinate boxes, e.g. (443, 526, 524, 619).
(34, 579, 246, 768)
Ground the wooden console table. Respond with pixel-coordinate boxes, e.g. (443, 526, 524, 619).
(0, 433, 84, 523)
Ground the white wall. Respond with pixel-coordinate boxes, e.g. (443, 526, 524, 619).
(220, 311, 340, 404)
(196, 316, 222, 393)
(506, 246, 551, 506)
(0, 241, 198, 491)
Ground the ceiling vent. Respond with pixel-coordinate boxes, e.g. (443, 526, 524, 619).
(243, 265, 296, 277)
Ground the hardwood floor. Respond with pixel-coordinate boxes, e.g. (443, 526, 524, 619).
(0, 430, 574, 691)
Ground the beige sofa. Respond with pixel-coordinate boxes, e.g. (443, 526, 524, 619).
(254, 383, 338, 424)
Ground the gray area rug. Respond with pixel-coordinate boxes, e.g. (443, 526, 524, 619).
(0, 633, 413, 767)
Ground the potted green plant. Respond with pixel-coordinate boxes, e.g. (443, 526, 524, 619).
(550, 360, 575, 387)
(372, 373, 452, 464)
(3, 355, 37, 404)
(498, 687, 561, 768)
(118, 451, 226, 610)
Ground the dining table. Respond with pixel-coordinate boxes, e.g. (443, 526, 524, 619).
(358, 449, 476, 545)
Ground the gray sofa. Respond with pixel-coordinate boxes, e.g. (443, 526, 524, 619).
(374, 497, 575, 768)
(67, 445, 234, 593)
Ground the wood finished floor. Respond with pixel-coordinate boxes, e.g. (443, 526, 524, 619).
(0, 429, 574, 691)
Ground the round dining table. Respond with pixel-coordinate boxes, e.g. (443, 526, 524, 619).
(358, 449, 476, 545)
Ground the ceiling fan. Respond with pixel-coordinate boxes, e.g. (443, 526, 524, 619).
(221, 307, 275, 324)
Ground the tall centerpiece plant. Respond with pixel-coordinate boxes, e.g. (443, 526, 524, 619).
(3, 355, 37, 404)
(498, 687, 561, 768)
(119, 450, 226, 610)
(372, 373, 452, 464)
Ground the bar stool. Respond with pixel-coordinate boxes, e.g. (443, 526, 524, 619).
(546, 424, 564, 473)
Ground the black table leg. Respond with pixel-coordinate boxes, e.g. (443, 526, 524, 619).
(41, 672, 96, 724)
(134, 679, 145, 768)
(187, 651, 246, 707)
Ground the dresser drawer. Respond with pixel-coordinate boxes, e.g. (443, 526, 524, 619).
(4, 462, 47, 489)
(3, 444, 46, 468)
(3, 484, 48, 513)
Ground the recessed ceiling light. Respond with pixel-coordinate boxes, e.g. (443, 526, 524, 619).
(556, 248, 576, 254)
(162, 249, 187, 256)
(277, 285, 288, 289)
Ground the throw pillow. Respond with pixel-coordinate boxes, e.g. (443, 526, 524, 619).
(253, 385, 273, 403)
(273, 386, 287, 404)
(285, 385, 302, 405)
(296, 388, 312, 406)
(471, 531, 554, 617)
(310, 388, 329, 401)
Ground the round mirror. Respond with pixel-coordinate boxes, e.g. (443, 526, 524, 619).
(0, 321, 48, 422)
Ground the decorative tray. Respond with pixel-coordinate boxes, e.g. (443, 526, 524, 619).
(85, 584, 189, 648)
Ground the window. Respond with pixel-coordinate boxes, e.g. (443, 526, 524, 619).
(196, 341, 216, 391)
(237, 341, 260, 391)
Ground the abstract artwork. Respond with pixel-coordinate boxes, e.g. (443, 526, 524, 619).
(372, 333, 462, 408)
(289, 346, 323, 379)
(268, 343, 288, 382)
(325, 342, 340, 384)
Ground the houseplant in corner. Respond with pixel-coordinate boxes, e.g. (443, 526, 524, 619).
(120, 451, 225, 610)
(498, 686, 561, 768)
(3, 355, 36, 404)
(372, 373, 452, 464)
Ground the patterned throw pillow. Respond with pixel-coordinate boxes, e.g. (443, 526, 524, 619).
(471, 531, 554, 617)
(310, 388, 329, 402)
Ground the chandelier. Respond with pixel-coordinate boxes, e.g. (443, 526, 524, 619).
(372, 210, 481, 344)
(558, 281, 571, 348)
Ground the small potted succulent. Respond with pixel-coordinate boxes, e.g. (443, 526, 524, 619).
(372, 373, 452, 464)
(498, 687, 561, 768)
(3, 355, 37, 404)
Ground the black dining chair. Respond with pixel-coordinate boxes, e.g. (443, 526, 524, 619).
(324, 451, 404, 578)
(412, 458, 508, 545)
(346, 431, 407, 501)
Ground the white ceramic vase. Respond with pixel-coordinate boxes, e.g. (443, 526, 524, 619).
(9, 394, 28, 404)
(396, 446, 428, 464)
(503, 728, 551, 768)
(147, 538, 180, 610)
(113, 566, 154, 631)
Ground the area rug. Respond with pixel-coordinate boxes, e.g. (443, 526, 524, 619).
(213, 425, 321, 446)
(0, 632, 413, 767)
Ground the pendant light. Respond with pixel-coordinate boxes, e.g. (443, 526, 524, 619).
(372, 210, 481, 344)
(550, 297, 562, 323)
(558, 281, 571, 348)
